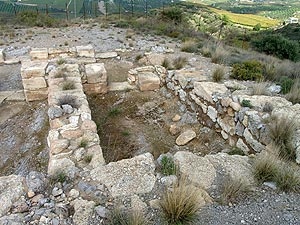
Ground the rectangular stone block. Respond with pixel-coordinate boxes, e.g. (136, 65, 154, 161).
(76, 45, 95, 58)
(0, 49, 4, 63)
(21, 61, 48, 79)
(22, 77, 47, 90)
(83, 83, 107, 94)
(48, 47, 69, 55)
(25, 88, 48, 101)
(30, 48, 48, 60)
(193, 82, 228, 103)
(85, 63, 107, 84)
(138, 72, 160, 91)
(95, 52, 118, 59)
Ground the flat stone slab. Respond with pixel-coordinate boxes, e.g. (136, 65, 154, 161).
(76, 45, 95, 58)
(85, 63, 107, 84)
(95, 52, 118, 59)
(30, 48, 48, 60)
(193, 82, 228, 103)
(237, 95, 292, 110)
(91, 153, 156, 197)
(108, 82, 137, 91)
(0, 175, 26, 217)
(138, 72, 160, 91)
(0, 90, 25, 103)
(176, 129, 196, 146)
(21, 60, 48, 79)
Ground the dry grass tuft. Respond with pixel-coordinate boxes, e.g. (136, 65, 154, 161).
(181, 40, 198, 53)
(274, 165, 300, 192)
(220, 177, 251, 205)
(173, 56, 187, 70)
(251, 81, 270, 95)
(285, 79, 300, 104)
(107, 208, 147, 225)
(62, 80, 76, 90)
(212, 66, 225, 82)
(253, 153, 279, 183)
(268, 117, 296, 161)
(211, 46, 229, 64)
(159, 178, 201, 224)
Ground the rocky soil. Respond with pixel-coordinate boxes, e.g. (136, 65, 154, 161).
(0, 22, 299, 225)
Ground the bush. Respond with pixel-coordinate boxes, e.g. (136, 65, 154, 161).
(212, 66, 225, 82)
(231, 60, 263, 81)
(241, 99, 252, 108)
(268, 117, 296, 161)
(15, 11, 58, 27)
(173, 56, 187, 70)
(160, 7, 183, 23)
(274, 165, 300, 192)
(160, 156, 177, 176)
(220, 177, 251, 205)
(251, 34, 300, 62)
(159, 179, 201, 224)
(279, 76, 294, 94)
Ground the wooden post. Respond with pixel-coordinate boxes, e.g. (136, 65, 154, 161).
(118, 0, 121, 20)
(83, 2, 86, 20)
(65, 3, 69, 20)
(46, 4, 49, 16)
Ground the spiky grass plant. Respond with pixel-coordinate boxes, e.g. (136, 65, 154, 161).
(212, 66, 225, 82)
(159, 178, 201, 224)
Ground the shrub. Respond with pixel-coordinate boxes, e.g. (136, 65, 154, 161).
(160, 156, 177, 176)
(84, 155, 93, 163)
(268, 117, 296, 161)
(253, 153, 279, 183)
(231, 60, 263, 81)
(181, 40, 198, 53)
(107, 208, 147, 225)
(50, 171, 68, 184)
(56, 58, 66, 65)
(15, 11, 57, 27)
(279, 76, 294, 94)
(79, 139, 88, 148)
(241, 99, 252, 108)
(160, 7, 183, 23)
(212, 66, 225, 82)
(173, 56, 187, 70)
(57, 95, 80, 109)
(285, 79, 300, 104)
(220, 177, 251, 205)
(159, 179, 201, 224)
(62, 80, 76, 90)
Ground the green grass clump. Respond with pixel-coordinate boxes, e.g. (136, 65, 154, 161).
(160, 156, 177, 176)
(181, 40, 198, 53)
(212, 66, 225, 82)
(50, 171, 68, 184)
(279, 76, 294, 94)
(159, 178, 201, 224)
(162, 58, 172, 70)
(79, 139, 88, 148)
(56, 58, 66, 65)
(108, 107, 122, 117)
(84, 155, 93, 164)
(253, 153, 279, 183)
(241, 99, 252, 108)
(227, 147, 245, 156)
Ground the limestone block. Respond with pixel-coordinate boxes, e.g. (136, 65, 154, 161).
(236, 138, 250, 154)
(48, 157, 78, 178)
(21, 61, 48, 79)
(72, 199, 95, 225)
(0, 49, 4, 63)
(176, 129, 196, 146)
(86, 145, 105, 168)
(243, 128, 265, 152)
(76, 45, 95, 58)
(108, 82, 136, 91)
(48, 47, 69, 55)
(85, 63, 107, 84)
(83, 83, 108, 94)
(60, 128, 83, 139)
(138, 72, 160, 91)
(95, 51, 118, 59)
(193, 82, 228, 103)
(24, 88, 48, 101)
(50, 139, 70, 155)
(22, 77, 47, 90)
(30, 48, 48, 60)
(90, 153, 156, 197)
(0, 175, 26, 217)
(217, 116, 235, 135)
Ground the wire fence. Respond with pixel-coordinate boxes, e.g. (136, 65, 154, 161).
(0, 0, 180, 21)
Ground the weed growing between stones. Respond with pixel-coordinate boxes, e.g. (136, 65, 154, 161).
(107, 208, 147, 225)
(56, 58, 66, 65)
(50, 171, 68, 185)
(220, 177, 251, 205)
(83, 155, 93, 164)
(159, 178, 201, 224)
(173, 56, 187, 70)
(227, 147, 245, 156)
(212, 66, 225, 83)
(79, 139, 88, 148)
(181, 40, 198, 53)
(62, 80, 76, 90)
(268, 117, 296, 161)
(161, 58, 172, 70)
(160, 156, 177, 176)
(108, 107, 122, 117)
(241, 99, 253, 108)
